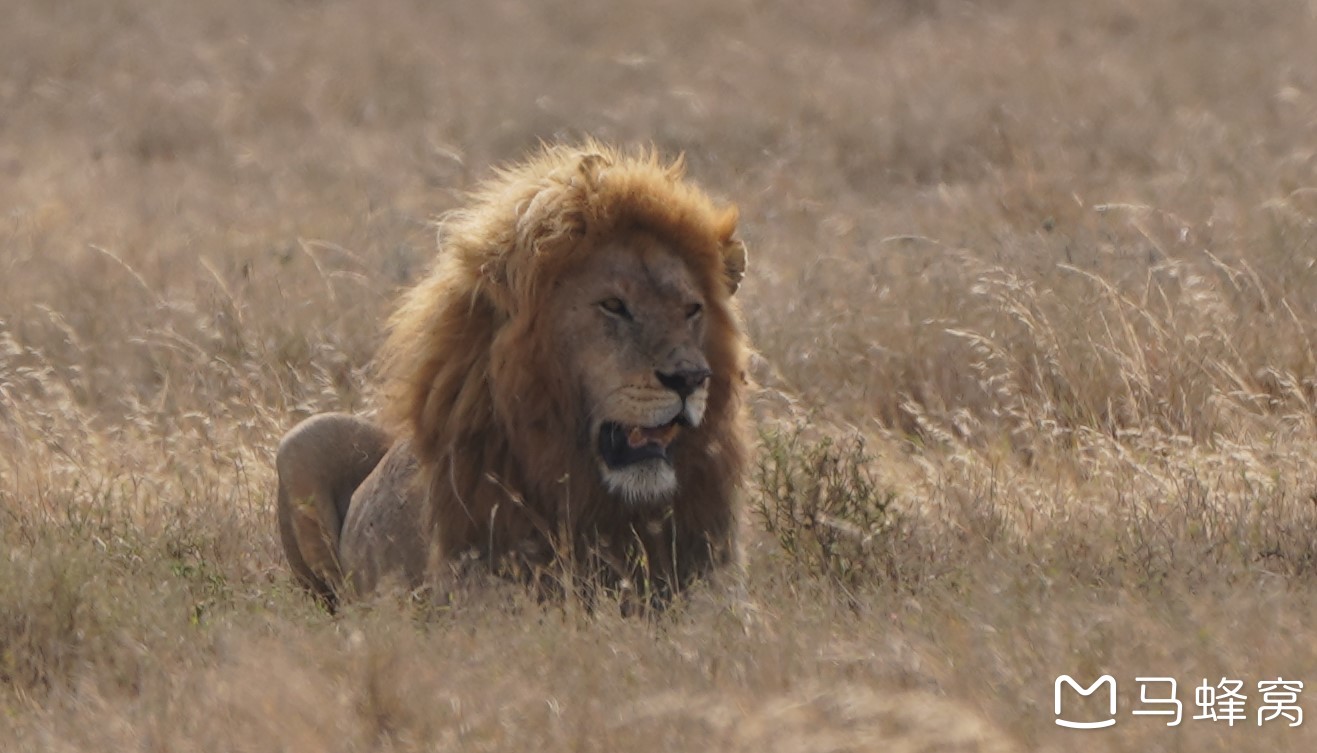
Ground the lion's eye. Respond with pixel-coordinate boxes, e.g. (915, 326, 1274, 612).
(686, 302, 703, 320)
(598, 297, 632, 319)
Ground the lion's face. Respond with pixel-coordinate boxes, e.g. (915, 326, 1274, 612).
(549, 231, 715, 505)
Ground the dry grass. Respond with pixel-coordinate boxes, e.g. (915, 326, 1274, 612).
(3, 0, 1317, 749)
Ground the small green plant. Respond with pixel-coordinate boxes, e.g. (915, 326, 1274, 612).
(752, 423, 898, 586)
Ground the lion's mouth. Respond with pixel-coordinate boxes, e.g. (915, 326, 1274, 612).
(597, 418, 685, 469)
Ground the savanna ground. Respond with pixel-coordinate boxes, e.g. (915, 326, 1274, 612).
(3, 0, 1317, 750)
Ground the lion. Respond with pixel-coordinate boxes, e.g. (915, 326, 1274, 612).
(276, 143, 751, 608)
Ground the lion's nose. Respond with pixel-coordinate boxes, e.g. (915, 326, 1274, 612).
(656, 366, 711, 398)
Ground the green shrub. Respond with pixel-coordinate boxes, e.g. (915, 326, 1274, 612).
(752, 423, 899, 586)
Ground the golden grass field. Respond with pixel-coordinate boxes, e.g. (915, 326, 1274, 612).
(3, 0, 1317, 749)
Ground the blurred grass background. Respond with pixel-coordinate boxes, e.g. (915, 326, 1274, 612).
(2, 0, 1317, 749)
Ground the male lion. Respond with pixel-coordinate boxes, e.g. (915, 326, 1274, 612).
(276, 143, 751, 607)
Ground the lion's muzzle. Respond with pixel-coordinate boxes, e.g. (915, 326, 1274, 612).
(594, 389, 705, 503)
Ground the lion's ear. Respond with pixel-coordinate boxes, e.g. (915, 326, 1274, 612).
(575, 153, 608, 187)
(516, 180, 588, 257)
(722, 238, 748, 296)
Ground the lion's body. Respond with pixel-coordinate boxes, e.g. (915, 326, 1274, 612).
(277, 143, 750, 606)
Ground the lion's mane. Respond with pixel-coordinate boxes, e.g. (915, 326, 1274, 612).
(375, 142, 749, 590)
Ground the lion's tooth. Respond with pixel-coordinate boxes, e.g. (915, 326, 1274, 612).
(627, 426, 647, 447)
(654, 423, 680, 447)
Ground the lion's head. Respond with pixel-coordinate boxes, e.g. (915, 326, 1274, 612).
(377, 143, 749, 588)
(551, 226, 745, 503)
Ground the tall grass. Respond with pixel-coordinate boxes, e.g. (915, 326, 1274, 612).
(3, 0, 1317, 749)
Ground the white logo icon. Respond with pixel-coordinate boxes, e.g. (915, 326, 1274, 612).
(1055, 675, 1118, 729)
